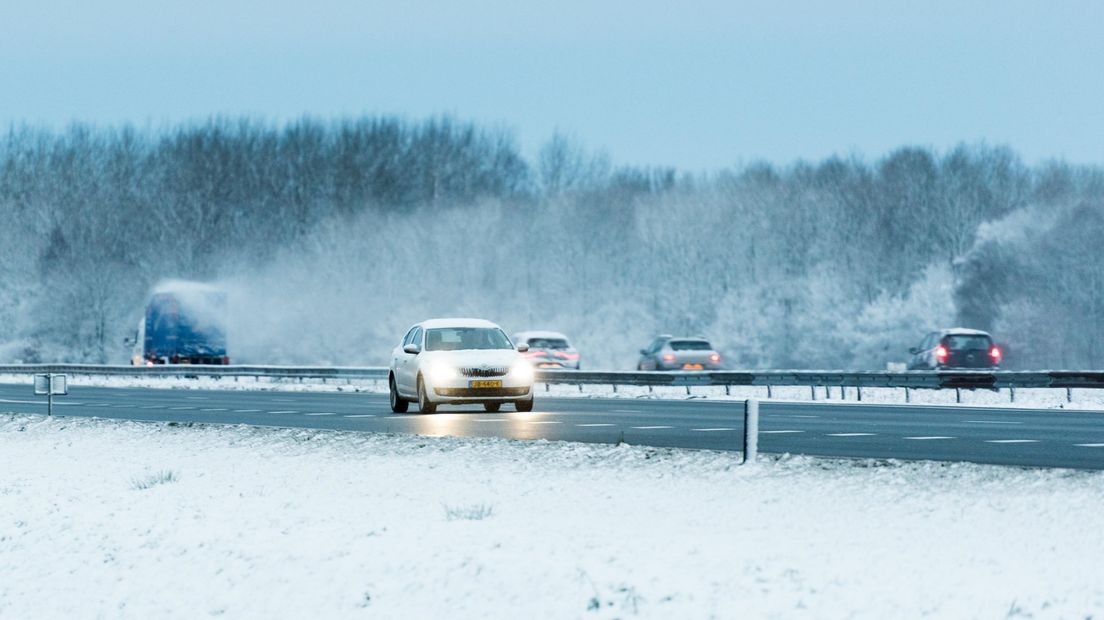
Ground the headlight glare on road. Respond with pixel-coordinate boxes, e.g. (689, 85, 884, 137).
(510, 360, 535, 383)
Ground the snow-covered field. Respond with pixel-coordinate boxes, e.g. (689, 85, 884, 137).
(3, 372, 1104, 411)
(2, 413, 1103, 618)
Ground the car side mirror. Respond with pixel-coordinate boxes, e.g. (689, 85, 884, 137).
(403, 344, 421, 355)
(517, 343, 529, 352)
(908, 347, 919, 355)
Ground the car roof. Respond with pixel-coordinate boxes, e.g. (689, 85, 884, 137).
(418, 318, 501, 330)
(514, 330, 569, 341)
(938, 328, 991, 337)
(669, 337, 711, 342)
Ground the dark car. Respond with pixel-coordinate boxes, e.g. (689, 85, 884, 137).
(637, 335, 722, 371)
(907, 329, 1001, 370)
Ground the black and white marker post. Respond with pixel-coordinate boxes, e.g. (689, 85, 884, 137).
(34, 373, 67, 416)
(742, 398, 759, 464)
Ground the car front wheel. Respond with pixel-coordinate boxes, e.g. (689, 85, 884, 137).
(417, 377, 436, 414)
(389, 376, 408, 413)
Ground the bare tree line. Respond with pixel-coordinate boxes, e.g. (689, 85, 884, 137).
(0, 117, 1100, 368)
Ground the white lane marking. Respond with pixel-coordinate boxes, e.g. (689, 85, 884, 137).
(270, 398, 297, 402)
(692, 427, 736, 432)
(233, 409, 261, 413)
(904, 436, 956, 440)
(827, 433, 876, 437)
(986, 439, 1039, 444)
(761, 430, 804, 434)
(169, 406, 197, 410)
(184, 396, 209, 400)
(964, 420, 1023, 425)
(200, 408, 228, 412)
(268, 410, 297, 414)
(0, 398, 85, 405)
(774, 414, 819, 419)
(113, 404, 137, 408)
(343, 414, 375, 418)
(632, 425, 673, 430)
(304, 412, 335, 416)
(577, 423, 615, 427)
(139, 405, 163, 410)
(612, 409, 641, 413)
(474, 418, 507, 422)
(1075, 443, 1104, 447)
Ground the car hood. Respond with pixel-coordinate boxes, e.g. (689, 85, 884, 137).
(421, 349, 521, 367)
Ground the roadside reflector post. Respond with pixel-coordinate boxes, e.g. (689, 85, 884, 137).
(743, 398, 759, 465)
(33, 373, 68, 416)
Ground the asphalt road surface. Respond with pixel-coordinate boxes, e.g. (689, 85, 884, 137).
(2, 383, 1103, 469)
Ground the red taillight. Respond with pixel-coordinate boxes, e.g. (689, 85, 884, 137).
(222, 355, 230, 365)
(557, 352, 580, 360)
(990, 346, 1001, 362)
(935, 346, 948, 363)
(524, 350, 544, 358)
(662, 354, 675, 362)
(709, 353, 721, 363)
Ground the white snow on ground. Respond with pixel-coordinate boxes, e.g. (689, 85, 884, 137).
(3, 373, 1104, 411)
(2, 413, 1104, 619)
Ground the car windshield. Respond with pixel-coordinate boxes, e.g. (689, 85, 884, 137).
(528, 338, 570, 350)
(425, 327, 512, 351)
(943, 335, 992, 350)
(670, 339, 712, 351)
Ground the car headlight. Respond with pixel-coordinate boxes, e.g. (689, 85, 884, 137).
(426, 362, 459, 383)
(509, 361, 535, 383)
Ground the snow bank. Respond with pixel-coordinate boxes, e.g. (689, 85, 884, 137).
(2, 414, 1103, 618)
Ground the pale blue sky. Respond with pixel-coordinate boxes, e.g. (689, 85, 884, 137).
(1, 0, 1101, 170)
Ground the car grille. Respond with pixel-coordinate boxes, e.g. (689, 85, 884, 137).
(459, 367, 509, 377)
(435, 387, 529, 397)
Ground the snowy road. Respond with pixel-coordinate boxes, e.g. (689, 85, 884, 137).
(2, 383, 1103, 469)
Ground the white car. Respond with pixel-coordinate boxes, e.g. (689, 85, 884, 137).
(513, 330, 581, 369)
(389, 318, 535, 414)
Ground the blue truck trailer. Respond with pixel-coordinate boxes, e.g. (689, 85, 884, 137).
(131, 283, 229, 365)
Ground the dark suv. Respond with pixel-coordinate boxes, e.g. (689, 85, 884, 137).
(907, 329, 1001, 370)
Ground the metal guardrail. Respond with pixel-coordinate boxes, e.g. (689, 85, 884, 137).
(2, 365, 1104, 390)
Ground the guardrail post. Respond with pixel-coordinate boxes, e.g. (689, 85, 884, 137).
(1009, 387, 1015, 403)
(1067, 387, 1073, 403)
(955, 388, 961, 403)
(742, 398, 759, 465)
(857, 386, 862, 401)
(810, 385, 816, 401)
(766, 385, 773, 398)
(905, 387, 910, 403)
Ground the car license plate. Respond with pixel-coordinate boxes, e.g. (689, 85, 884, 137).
(470, 380, 502, 389)
(682, 363, 704, 370)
